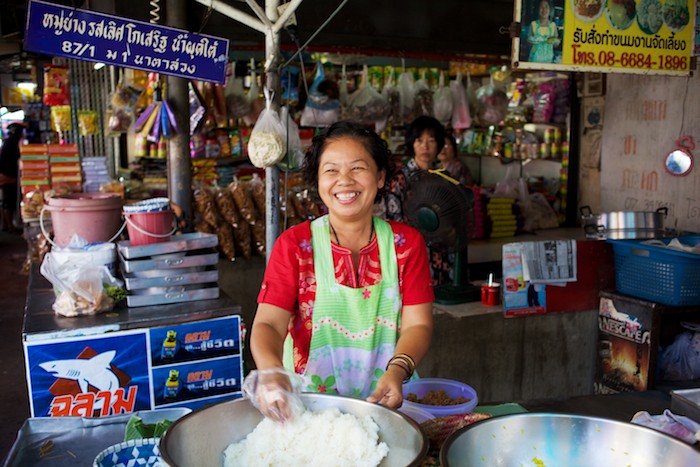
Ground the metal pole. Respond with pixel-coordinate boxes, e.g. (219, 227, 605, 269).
(166, 0, 193, 229)
(264, 1, 281, 262)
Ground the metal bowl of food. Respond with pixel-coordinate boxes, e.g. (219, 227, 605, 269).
(440, 413, 700, 466)
(159, 393, 428, 467)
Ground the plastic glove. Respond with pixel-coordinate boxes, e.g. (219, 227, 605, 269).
(242, 368, 304, 423)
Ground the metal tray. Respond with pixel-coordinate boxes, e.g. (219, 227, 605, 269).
(117, 232, 218, 259)
(3, 408, 190, 467)
(126, 285, 220, 307)
(671, 388, 700, 423)
(123, 267, 218, 291)
(119, 251, 219, 273)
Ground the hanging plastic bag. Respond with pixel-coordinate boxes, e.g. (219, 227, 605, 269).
(413, 70, 433, 117)
(433, 71, 453, 125)
(277, 106, 305, 172)
(345, 65, 391, 124)
(248, 91, 287, 168)
(225, 62, 252, 119)
(476, 77, 509, 125)
(382, 67, 401, 126)
(466, 71, 479, 120)
(43, 64, 70, 106)
(397, 70, 416, 122)
(244, 61, 264, 126)
(450, 72, 472, 129)
(339, 64, 350, 107)
(300, 63, 340, 127)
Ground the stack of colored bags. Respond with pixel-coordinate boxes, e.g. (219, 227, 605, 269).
(487, 197, 517, 238)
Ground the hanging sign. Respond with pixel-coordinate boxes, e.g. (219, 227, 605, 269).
(23, 0, 229, 84)
(513, 0, 696, 76)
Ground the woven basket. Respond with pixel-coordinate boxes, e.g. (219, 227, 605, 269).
(419, 412, 492, 464)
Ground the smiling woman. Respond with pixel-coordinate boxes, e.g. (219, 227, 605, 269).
(248, 121, 434, 423)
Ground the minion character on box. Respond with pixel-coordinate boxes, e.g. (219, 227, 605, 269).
(160, 330, 180, 360)
(163, 369, 181, 400)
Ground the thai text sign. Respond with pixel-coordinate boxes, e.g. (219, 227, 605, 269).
(516, 0, 696, 75)
(564, 0, 695, 74)
(24, 0, 229, 83)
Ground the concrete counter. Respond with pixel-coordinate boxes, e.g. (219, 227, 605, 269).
(419, 301, 599, 404)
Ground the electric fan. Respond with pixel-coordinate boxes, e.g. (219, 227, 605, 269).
(404, 170, 481, 305)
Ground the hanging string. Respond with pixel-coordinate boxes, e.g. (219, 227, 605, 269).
(198, 0, 215, 34)
(280, 0, 350, 69)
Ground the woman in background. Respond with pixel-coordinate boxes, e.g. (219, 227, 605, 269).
(437, 133, 474, 186)
(383, 115, 445, 222)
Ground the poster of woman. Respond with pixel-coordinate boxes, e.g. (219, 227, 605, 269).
(519, 0, 565, 64)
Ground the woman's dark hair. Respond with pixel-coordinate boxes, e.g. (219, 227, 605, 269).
(303, 120, 395, 201)
(405, 116, 445, 157)
(443, 132, 457, 152)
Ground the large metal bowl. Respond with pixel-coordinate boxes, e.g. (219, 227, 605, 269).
(440, 413, 700, 466)
(159, 393, 428, 466)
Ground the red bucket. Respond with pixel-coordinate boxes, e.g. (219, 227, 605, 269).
(124, 210, 174, 246)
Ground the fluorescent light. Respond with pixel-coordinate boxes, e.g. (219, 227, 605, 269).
(94, 62, 106, 70)
(17, 82, 37, 90)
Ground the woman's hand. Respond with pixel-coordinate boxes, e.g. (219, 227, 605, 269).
(243, 368, 303, 423)
(366, 365, 406, 409)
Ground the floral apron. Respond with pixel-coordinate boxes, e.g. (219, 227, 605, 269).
(284, 215, 402, 399)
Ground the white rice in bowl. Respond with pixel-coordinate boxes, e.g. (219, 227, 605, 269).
(222, 407, 389, 467)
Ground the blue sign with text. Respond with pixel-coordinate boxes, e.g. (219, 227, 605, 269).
(24, 0, 229, 83)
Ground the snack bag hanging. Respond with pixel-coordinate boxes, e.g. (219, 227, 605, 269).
(278, 106, 304, 172)
(345, 65, 390, 124)
(433, 71, 453, 125)
(450, 72, 472, 129)
(413, 70, 433, 117)
(43, 64, 70, 106)
(247, 91, 287, 168)
(397, 70, 416, 122)
(78, 110, 99, 136)
(300, 63, 340, 127)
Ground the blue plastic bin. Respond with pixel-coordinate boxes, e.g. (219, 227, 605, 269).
(608, 236, 700, 306)
(402, 378, 478, 418)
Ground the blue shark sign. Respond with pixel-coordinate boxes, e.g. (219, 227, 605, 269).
(24, 0, 229, 83)
(25, 331, 151, 417)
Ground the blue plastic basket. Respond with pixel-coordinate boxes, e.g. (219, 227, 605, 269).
(608, 236, 700, 306)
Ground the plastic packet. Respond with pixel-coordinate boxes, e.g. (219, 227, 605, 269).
(397, 70, 416, 121)
(78, 110, 99, 136)
(51, 105, 72, 132)
(413, 71, 433, 117)
(450, 72, 472, 129)
(40, 240, 123, 317)
(225, 62, 251, 120)
(345, 65, 391, 124)
(278, 106, 304, 172)
(476, 79, 508, 125)
(300, 63, 340, 127)
(433, 72, 453, 125)
(43, 64, 70, 106)
(242, 368, 305, 423)
(248, 102, 286, 168)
